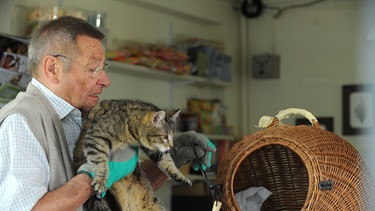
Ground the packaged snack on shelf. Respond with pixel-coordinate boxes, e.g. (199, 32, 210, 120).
(187, 98, 227, 134)
(106, 42, 192, 75)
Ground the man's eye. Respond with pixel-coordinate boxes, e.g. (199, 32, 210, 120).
(87, 67, 97, 72)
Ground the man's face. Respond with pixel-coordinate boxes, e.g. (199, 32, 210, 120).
(55, 35, 110, 113)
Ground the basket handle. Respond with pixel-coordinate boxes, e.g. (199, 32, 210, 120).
(256, 108, 320, 128)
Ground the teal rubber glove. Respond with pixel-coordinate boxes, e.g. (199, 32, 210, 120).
(172, 131, 216, 171)
(77, 145, 139, 198)
(192, 139, 216, 171)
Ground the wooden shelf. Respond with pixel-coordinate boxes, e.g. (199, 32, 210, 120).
(175, 132, 236, 142)
(106, 60, 231, 87)
(204, 133, 236, 142)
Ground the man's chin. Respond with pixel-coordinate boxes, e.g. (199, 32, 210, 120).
(83, 99, 100, 112)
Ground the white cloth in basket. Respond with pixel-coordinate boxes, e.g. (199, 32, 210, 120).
(235, 187, 272, 211)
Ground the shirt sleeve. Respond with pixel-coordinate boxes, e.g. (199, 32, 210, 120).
(0, 114, 50, 210)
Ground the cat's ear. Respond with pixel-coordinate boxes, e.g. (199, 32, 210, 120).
(152, 111, 166, 124)
(169, 109, 180, 121)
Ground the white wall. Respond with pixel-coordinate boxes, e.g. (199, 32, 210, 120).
(244, 0, 375, 174)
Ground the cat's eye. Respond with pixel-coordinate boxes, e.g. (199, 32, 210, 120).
(150, 134, 168, 140)
(162, 136, 170, 143)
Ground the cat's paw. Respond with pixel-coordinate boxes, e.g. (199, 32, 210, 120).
(91, 177, 107, 195)
(181, 178, 192, 187)
(173, 175, 192, 187)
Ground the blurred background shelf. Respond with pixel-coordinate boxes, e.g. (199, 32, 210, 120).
(107, 60, 231, 87)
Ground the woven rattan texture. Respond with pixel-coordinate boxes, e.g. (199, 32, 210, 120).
(215, 124, 375, 211)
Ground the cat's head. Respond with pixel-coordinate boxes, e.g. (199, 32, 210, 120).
(139, 109, 180, 152)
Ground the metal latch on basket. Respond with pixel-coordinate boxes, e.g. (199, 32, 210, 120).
(319, 180, 333, 190)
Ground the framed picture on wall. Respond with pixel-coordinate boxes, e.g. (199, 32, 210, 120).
(342, 84, 375, 135)
(296, 117, 334, 132)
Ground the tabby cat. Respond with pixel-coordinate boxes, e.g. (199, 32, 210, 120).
(73, 99, 192, 211)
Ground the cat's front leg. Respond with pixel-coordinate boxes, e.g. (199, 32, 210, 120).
(170, 169, 192, 187)
(169, 167, 192, 187)
(159, 154, 192, 187)
(91, 161, 109, 196)
(84, 137, 111, 196)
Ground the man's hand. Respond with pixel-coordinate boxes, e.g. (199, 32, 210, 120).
(172, 131, 216, 171)
(77, 146, 139, 198)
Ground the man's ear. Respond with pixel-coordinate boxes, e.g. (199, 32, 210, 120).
(43, 55, 60, 83)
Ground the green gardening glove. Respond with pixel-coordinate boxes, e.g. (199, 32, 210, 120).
(172, 131, 216, 171)
(77, 145, 139, 198)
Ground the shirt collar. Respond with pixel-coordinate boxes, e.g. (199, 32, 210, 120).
(31, 78, 82, 120)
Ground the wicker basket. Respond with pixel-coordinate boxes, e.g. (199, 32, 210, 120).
(215, 108, 375, 211)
